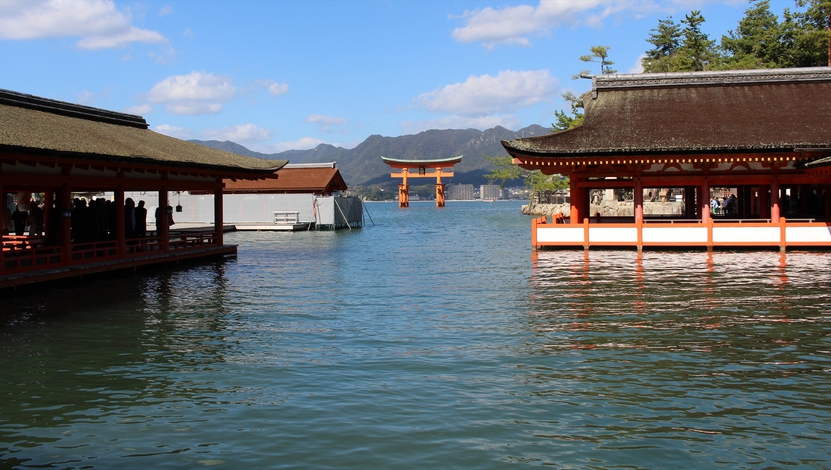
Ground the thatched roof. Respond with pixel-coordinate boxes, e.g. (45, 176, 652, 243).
(0, 89, 286, 174)
(502, 67, 831, 159)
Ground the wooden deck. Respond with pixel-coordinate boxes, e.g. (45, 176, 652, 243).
(533, 216, 831, 251)
(1, 230, 235, 289)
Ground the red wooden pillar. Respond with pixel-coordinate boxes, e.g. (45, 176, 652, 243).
(771, 179, 780, 223)
(701, 180, 711, 222)
(758, 185, 770, 219)
(0, 183, 4, 275)
(684, 186, 695, 218)
(634, 178, 644, 252)
(60, 186, 72, 263)
(114, 186, 125, 258)
(750, 187, 758, 216)
(825, 184, 831, 220)
(634, 178, 644, 223)
(159, 189, 169, 252)
(569, 173, 581, 225)
(214, 186, 224, 246)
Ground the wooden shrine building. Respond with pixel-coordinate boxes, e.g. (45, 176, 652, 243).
(0, 89, 286, 289)
(501, 67, 831, 251)
(382, 156, 462, 207)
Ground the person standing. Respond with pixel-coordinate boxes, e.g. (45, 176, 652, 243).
(135, 200, 147, 238)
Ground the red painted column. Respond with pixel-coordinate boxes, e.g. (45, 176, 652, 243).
(60, 186, 72, 263)
(634, 178, 644, 224)
(0, 182, 4, 275)
(114, 186, 125, 258)
(634, 178, 644, 252)
(684, 186, 695, 218)
(569, 173, 581, 225)
(701, 180, 711, 222)
(159, 189, 169, 252)
(771, 179, 780, 223)
(825, 184, 831, 220)
(758, 185, 770, 219)
(214, 186, 224, 246)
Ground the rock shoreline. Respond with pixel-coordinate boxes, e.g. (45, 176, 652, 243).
(522, 201, 686, 217)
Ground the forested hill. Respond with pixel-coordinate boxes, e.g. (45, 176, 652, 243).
(191, 124, 548, 188)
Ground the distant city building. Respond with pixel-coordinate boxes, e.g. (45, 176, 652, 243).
(448, 184, 474, 201)
(480, 184, 501, 200)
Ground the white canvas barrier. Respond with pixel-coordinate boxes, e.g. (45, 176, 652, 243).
(642, 226, 708, 243)
(120, 192, 363, 229)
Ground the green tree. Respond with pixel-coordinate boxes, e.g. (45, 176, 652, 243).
(678, 11, 718, 70)
(484, 155, 523, 190)
(642, 16, 683, 72)
(781, 0, 831, 67)
(525, 171, 569, 196)
(551, 91, 584, 131)
(720, 0, 784, 69)
(576, 45, 617, 77)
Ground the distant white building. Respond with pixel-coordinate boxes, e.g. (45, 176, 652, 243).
(448, 184, 474, 201)
(480, 184, 501, 200)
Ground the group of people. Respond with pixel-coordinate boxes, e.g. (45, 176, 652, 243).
(2, 193, 174, 244)
(710, 194, 738, 216)
(2, 193, 43, 236)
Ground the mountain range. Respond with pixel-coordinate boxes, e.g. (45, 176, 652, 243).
(191, 124, 549, 189)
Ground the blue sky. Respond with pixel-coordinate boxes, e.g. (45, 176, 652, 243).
(0, 0, 777, 153)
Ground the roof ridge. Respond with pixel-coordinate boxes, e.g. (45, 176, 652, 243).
(590, 67, 831, 96)
(0, 89, 148, 129)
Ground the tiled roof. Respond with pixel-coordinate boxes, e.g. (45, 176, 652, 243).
(223, 167, 348, 194)
(502, 67, 831, 158)
(0, 89, 286, 174)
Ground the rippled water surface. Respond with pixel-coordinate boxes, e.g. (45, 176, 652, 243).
(2, 201, 830, 469)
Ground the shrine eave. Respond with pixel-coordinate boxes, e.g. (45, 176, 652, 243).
(381, 156, 462, 167)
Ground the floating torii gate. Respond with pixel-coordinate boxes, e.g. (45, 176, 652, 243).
(382, 156, 462, 207)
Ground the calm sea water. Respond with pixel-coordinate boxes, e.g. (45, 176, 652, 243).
(2, 201, 830, 469)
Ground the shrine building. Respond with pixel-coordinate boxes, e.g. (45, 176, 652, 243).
(501, 67, 831, 251)
(0, 89, 286, 289)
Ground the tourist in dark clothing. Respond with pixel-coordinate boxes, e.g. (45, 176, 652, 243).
(124, 198, 136, 238)
(135, 200, 147, 238)
(12, 205, 27, 235)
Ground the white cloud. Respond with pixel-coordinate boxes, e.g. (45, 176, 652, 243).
(124, 104, 153, 115)
(451, 0, 705, 48)
(159, 5, 173, 17)
(628, 53, 646, 74)
(0, 0, 167, 49)
(147, 72, 236, 115)
(306, 114, 347, 133)
(202, 124, 274, 144)
(77, 90, 95, 105)
(267, 82, 289, 96)
(413, 70, 557, 116)
(401, 115, 522, 135)
(154, 124, 192, 140)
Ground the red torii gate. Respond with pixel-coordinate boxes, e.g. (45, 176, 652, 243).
(381, 156, 462, 208)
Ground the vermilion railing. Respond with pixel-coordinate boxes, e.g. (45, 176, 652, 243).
(532, 216, 831, 250)
(2, 230, 219, 275)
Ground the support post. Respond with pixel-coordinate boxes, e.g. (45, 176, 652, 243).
(701, 179, 711, 223)
(59, 186, 72, 262)
(398, 168, 409, 208)
(159, 189, 170, 252)
(634, 178, 644, 252)
(759, 185, 770, 219)
(825, 184, 831, 220)
(435, 183, 445, 208)
(114, 186, 125, 258)
(569, 174, 581, 225)
(214, 186, 224, 246)
(771, 179, 780, 223)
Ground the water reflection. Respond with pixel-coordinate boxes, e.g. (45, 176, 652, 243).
(524, 250, 831, 466)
